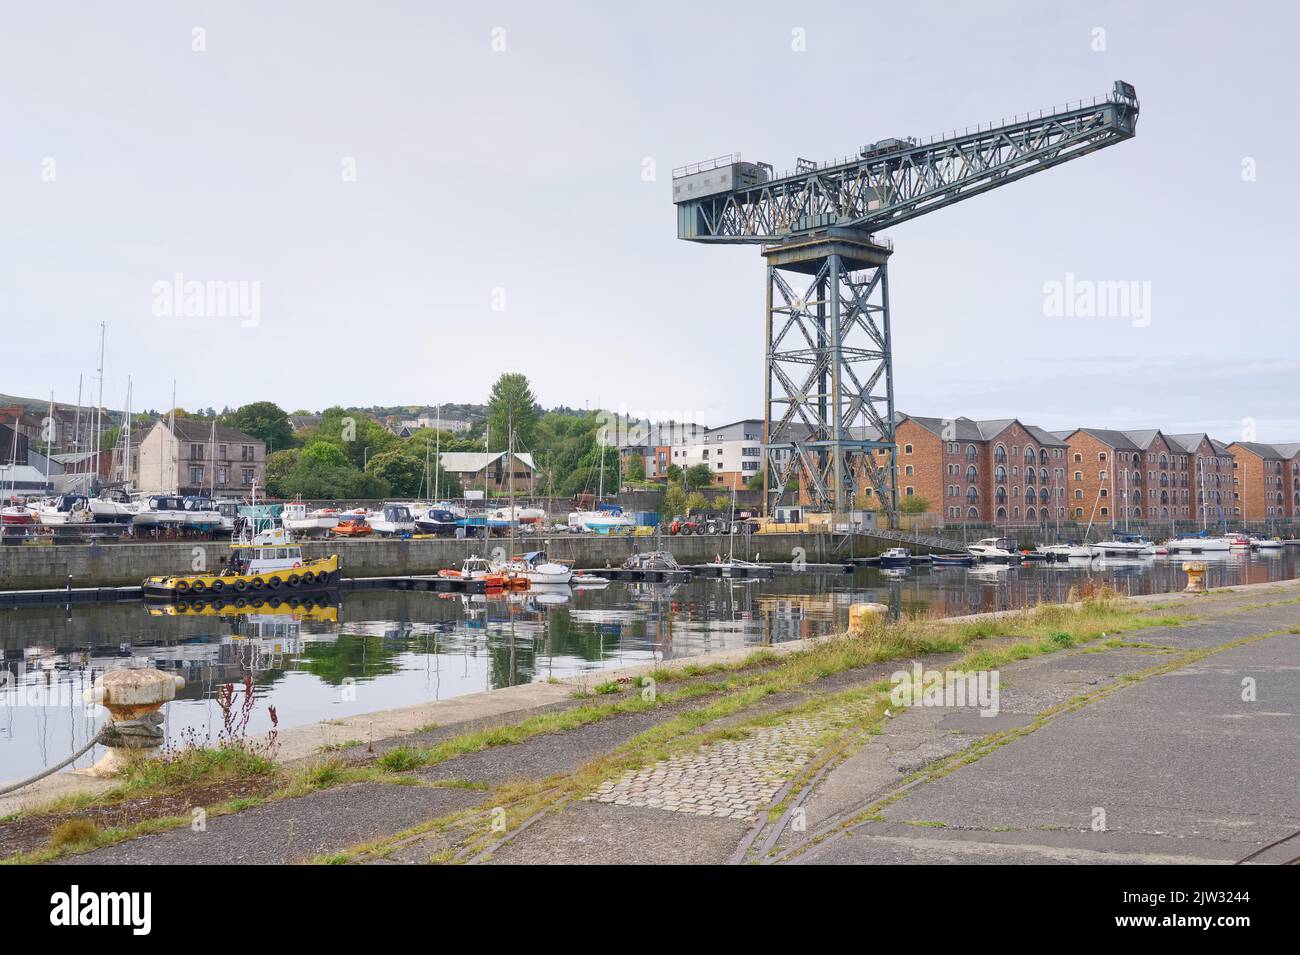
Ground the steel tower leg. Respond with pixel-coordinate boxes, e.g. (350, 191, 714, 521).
(762, 228, 897, 525)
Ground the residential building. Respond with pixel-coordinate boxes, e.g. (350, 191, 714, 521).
(438, 451, 536, 493)
(897, 415, 1068, 525)
(1227, 441, 1291, 521)
(1165, 433, 1233, 524)
(288, 414, 322, 433)
(669, 419, 763, 490)
(134, 419, 266, 496)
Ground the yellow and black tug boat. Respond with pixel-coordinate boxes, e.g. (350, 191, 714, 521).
(143, 524, 340, 599)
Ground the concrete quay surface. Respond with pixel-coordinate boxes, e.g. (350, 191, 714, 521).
(7, 577, 1298, 864)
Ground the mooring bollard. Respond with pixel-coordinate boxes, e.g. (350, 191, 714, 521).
(80, 667, 186, 777)
(1183, 561, 1208, 593)
(848, 602, 889, 634)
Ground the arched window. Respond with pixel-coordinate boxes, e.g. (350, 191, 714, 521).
(966, 465, 977, 482)
(1026, 487, 1037, 504)
(995, 486, 1007, 505)
(966, 445, 977, 463)
(1040, 467, 1049, 483)
(1025, 446, 1036, 466)
(996, 465, 1007, 482)
(1025, 468, 1035, 485)
(994, 445, 1007, 464)
(1026, 507, 1036, 521)
(996, 506, 1007, 520)
(1040, 448, 1049, 465)
(968, 506, 978, 518)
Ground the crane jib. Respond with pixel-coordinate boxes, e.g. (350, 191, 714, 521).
(673, 81, 1139, 242)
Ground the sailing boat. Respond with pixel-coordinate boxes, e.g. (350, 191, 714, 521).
(704, 482, 772, 577)
(1166, 458, 1229, 553)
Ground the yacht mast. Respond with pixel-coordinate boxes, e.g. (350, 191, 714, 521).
(122, 377, 133, 487)
(44, 391, 54, 489)
(94, 322, 106, 478)
(209, 419, 217, 497)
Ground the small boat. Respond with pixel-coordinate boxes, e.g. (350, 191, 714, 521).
(281, 501, 339, 537)
(1165, 533, 1230, 555)
(703, 557, 773, 578)
(966, 537, 1019, 562)
(33, 494, 94, 526)
(367, 503, 415, 537)
(489, 505, 546, 525)
(1089, 535, 1156, 558)
(413, 505, 460, 535)
(332, 514, 373, 537)
(622, 550, 682, 571)
(1, 499, 36, 526)
(1226, 533, 1251, 549)
(568, 505, 635, 535)
(500, 550, 573, 584)
(570, 573, 610, 587)
(929, 553, 974, 567)
(1036, 543, 1093, 560)
(182, 496, 232, 533)
(1251, 536, 1284, 551)
(89, 488, 140, 523)
(133, 494, 190, 530)
(878, 547, 911, 568)
(143, 524, 339, 599)
(437, 556, 526, 589)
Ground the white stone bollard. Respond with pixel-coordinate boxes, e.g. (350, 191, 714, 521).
(81, 667, 186, 777)
(848, 602, 889, 634)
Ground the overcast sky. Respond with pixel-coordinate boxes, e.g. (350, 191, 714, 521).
(2, 1, 1296, 440)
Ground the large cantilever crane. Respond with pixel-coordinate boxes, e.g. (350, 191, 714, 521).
(672, 80, 1139, 523)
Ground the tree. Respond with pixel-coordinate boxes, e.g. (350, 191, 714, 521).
(665, 464, 683, 486)
(486, 373, 540, 452)
(300, 441, 349, 470)
(368, 449, 424, 497)
(899, 495, 931, 515)
(746, 470, 765, 491)
(685, 491, 710, 514)
(224, 401, 293, 450)
(266, 449, 300, 497)
(662, 485, 687, 518)
(684, 463, 713, 489)
(624, 453, 645, 482)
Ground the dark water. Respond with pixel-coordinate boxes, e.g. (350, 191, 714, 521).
(2, 550, 1295, 781)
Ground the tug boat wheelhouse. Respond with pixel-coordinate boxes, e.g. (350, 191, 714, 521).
(143, 524, 340, 599)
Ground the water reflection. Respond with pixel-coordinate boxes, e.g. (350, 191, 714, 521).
(2, 549, 1295, 780)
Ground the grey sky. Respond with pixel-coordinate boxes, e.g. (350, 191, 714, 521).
(2, 1, 1296, 439)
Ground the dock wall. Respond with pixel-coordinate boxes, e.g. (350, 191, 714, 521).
(0, 532, 902, 591)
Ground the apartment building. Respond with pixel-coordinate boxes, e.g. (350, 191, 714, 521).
(1227, 441, 1294, 521)
(1165, 433, 1234, 524)
(134, 418, 266, 496)
(894, 415, 1068, 524)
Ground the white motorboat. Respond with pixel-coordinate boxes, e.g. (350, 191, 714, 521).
(133, 495, 190, 530)
(33, 494, 94, 526)
(499, 550, 573, 584)
(1088, 536, 1156, 558)
(281, 501, 339, 537)
(367, 502, 415, 537)
(1164, 534, 1231, 555)
(966, 537, 1019, 562)
(1251, 536, 1284, 551)
(89, 488, 140, 523)
(570, 573, 610, 587)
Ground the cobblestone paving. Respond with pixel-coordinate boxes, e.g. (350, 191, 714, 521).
(587, 707, 858, 822)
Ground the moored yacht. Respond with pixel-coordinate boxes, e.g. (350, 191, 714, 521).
(498, 550, 573, 584)
(1088, 534, 1156, 558)
(1164, 533, 1230, 555)
(568, 505, 635, 534)
(966, 537, 1019, 562)
(412, 504, 460, 535)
